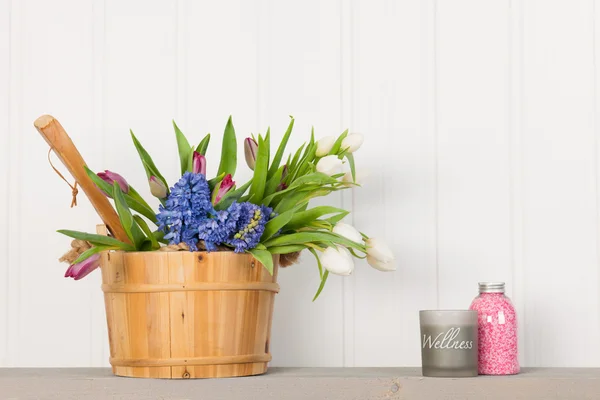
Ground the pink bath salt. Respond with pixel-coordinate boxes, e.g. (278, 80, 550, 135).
(469, 282, 520, 375)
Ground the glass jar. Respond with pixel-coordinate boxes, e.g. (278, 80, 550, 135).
(469, 282, 519, 375)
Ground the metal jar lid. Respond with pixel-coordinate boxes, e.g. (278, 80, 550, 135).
(478, 282, 505, 293)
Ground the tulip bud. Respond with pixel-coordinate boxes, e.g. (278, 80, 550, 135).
(332, 222, 363, 244)
(212, 174, 235, 204)
(65, 253, 101, 280)
(244, 138, 258, 170)
(320, 246, 354, 276)
(281, 164, 289, 181)
(316, 155, 343, 175)
(149, 176, 168, 198)
(97, 170, 129, 194)
(341, 133, 364, 153)
(192, 151, 206, 175)
(365, 238, 395, 271)
(276, 182, 288, 192)
(316, 136, 336, 157)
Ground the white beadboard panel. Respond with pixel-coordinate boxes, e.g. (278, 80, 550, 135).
(0, 0, 9, 365)
(522, 0, 598, 367)
(351, 0, 437, 367)
(17, 0, 102, 366)
(436, 0, 512, 308)
(103, 0, 178, 199)
(184, 0, 260, 187)
(509, 0, 527, 368)
(260, 0, 345, 367)
(6, 0, 21, 367)
(339, 0, 355, 367)
(90, 0, 108, 367)
(5, 0, 600, 368)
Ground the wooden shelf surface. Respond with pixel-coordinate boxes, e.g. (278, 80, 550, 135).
(1, 367, 599, 399)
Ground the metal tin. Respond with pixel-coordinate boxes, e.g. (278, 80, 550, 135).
(419, 310, 479, 377)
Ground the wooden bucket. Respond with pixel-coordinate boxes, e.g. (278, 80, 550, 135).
(100, 250, 279, 379)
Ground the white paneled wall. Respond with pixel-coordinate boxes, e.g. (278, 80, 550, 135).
(2, 0, 600, 367)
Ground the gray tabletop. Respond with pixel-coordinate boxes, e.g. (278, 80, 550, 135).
(1, 367, 600, 399)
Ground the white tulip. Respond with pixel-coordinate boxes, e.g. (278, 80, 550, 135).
(333, 222, 363, 244)
(316, 155, 343, 175)
(316, 136, 336, 157)
(367, 255, 395, 272)
(341, 133, 364, 153)
(320, 246, 354, 276)
(365, 238, 395, 271)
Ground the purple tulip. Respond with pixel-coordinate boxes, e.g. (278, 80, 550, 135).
(244, 138, 258, 170)
(192, 151, 206, 175)
(212, 174, 235, 204)
(65, 253, 101, 281)
(97, 170, 129, 194)
(149, 176, 168, 198)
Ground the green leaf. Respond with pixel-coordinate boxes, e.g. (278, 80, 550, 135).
(290, 142, 317, 181)
(130, 130, 168, 189)
(173, 120, 192, 175)
(113, 182, 146, 249)
(208, 172, 226, 192)
(345, 153, 356, 182)
(72, 245, 118, 265)
(154, 230, 168, 245)
(288, 172, 339, 190)
(262, 173, 338, 206)
(263, 231, 364, 251)
(325, 210, 350, 225)
(266, 244, 306, 254)
(214, 180, 252, 210)
(133, 215, 159, 250)
(264, 165, 285, 198)
(313, 270, 329, 301)
(217, 116, 237, 177)
(285, 206, 349, 231)
(248, 248, 274, 275)
(57, 230, 135, 251)
(267, 117, 295, 179)
(249, 134, 269, 203)
(197, 133, 211, 155)
(127, 187, 153, 211)
(261, 205, 301, 242)
(308, 247, 323, 279)
(264, 127, 271, 163)
(288, 143, 306, 177)
(273, 191, 311, 214)
(186, 146, 195, 173)
(329, 129, 349, 155)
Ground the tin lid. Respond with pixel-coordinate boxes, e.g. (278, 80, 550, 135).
(478, 282, 505, 293)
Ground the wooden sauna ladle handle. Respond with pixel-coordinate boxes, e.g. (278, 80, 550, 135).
(34, 115, 132, 245)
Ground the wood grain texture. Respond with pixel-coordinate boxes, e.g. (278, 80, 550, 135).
(1, 368, 600, 399)
(100, 250, 279, 378)
(33, 115, 129, 244)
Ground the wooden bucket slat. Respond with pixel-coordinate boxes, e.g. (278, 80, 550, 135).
(101, 281, 280, 293)
(100, 249, 279, 379)
(110, 353, 272, 367)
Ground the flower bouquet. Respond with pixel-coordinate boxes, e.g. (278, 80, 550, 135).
(41, 115, 394, 378)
